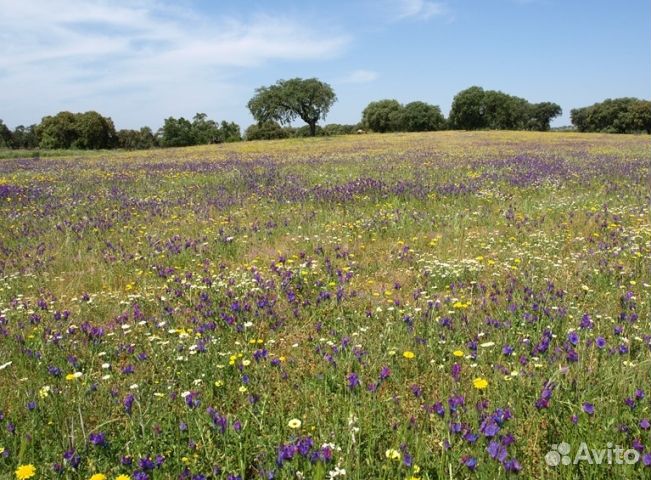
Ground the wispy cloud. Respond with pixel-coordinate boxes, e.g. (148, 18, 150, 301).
(340, 69, 379, 84)
(392, 0, 447, 20)
(0, 0, 350, 128)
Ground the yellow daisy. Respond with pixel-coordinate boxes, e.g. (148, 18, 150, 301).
(473, 377, 489, 390)
(403, 351, 415, 359)
(15, 464, 36, 480)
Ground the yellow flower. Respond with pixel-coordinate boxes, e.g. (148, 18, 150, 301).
(65, 371, 82, 381)
(89, 474, 107, 480)
(473, 377, 489, 390)
(238, 385, 248, 393)
(403, 351, 415, 359)
(115, 475, 131, 480)
(288, 418, 302, 429)
(385, 448, 401, 460)
(15, 464, 36, 480)
(452, 350, 464, 357)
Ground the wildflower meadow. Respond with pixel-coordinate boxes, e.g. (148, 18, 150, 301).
(0, 131, 649, 479)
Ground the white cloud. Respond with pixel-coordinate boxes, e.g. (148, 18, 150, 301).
(393, 0, 447, 20)
(0, 0, 350, 128)
(341, 69, 379, 84)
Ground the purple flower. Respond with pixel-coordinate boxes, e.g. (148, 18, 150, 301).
(207, 407, 228, 433)
(640, 419, 650, 430)
(448, 395, 465, 413)
(582, 402, 595, 416)
(502, 344, 514, 356)
(451, 363, 461, 382)
(567, 331, 579, 346)
(461, 456, 477, 470)
(63, 449, 81, 469)
(480, 418, 500, 438)
(580, 314, 593, 329)
(487, 440, 507, 462)
(595, 336, 606, 348)
(503, 458, 522, 473)
(138, 456, 156, 470)
(410, 384, 422, 397)
(432, 402, 445, 417)
(347, 372, 360, 389)
(185, 391, 200, 409)
(123, 393, 135, 414)
(566, 347, 578, 362)
(297, 436, 313, 456)
(379, 366, 391, 380)
(89, 432, 107, 447)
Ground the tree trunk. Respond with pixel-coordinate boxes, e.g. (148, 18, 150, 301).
(308, 122, 316, 137)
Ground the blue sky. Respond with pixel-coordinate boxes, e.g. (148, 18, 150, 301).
(0, 0, 648, 130)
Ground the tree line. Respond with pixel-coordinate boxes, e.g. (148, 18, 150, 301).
(0, 111, 242, 150)
(1, 79, 649, 150)
(570, 98, 651, 134)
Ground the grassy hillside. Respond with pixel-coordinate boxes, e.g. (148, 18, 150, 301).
(0, 131, 649, 479)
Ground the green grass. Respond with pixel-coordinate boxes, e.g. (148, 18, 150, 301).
(0, 131, 649, 479)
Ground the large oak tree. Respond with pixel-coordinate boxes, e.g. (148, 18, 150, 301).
(247, 78, 336, 137)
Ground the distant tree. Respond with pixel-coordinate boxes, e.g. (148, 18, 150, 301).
(244, 121, 289, 141)
(117, 127, 157, 150)
(137, 127, 157, 148)
(73, 111, 117, 149)
(571, 98, 651, 134)
(247, 78, 337, 136)
(0, 119, 13, 148)
(158, 114, 240, 147)
(482, 90, 529, 130)
(322, 124, 357, 136)
(220, 121, 241, 142)
(191, 113, 222, 144)
(37, 111, 78, 149)
(293, 125, 324, 137)
(12, 125, 39, 149)
(35, 111, 116, 149)
(362, 99, 404, 133)
(450, 86, 561, 131)
(449, 86, 487, 130)
(401, 101, 446, 131)
(621, 100, 651, 134)
(527, 102, 562, 131)
(116, 129, 139, 150)
(158, 117, 195, 147)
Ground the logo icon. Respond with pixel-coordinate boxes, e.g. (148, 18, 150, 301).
(545, 442, 572, 466)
